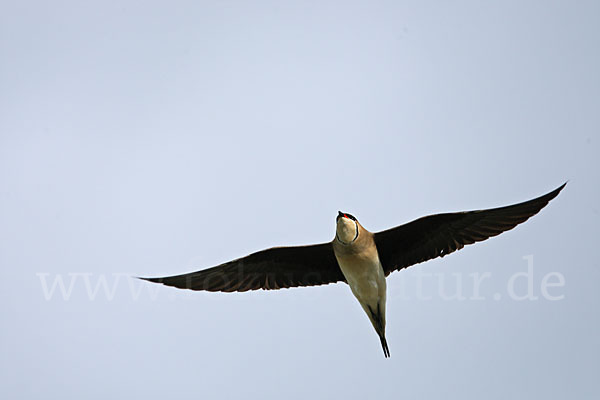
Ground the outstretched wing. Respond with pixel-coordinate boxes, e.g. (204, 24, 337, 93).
(374, 183, 566, 275)
(140, 243, 344, 292)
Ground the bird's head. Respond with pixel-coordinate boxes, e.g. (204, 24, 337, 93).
(336, 211, 359, 245)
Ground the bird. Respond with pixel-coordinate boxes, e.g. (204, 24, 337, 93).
(140, 183, 566, 358)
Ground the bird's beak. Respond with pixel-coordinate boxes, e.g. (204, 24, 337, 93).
(338, 211, 345, 219)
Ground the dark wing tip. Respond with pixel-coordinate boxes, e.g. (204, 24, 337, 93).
(137, 276, 160, 282)
(547, 181, 567, 200)
(492, 181, 567, 215)
(137, 274, 195, 290)
(137, 276, 170, 285)
(524, 181, 566, 209)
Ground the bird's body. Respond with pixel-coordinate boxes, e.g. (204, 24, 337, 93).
(141, 183, 566, 358)
(333, 214, 389, 356)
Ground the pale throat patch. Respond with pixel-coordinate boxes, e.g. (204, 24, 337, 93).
(336, 218, 358, 244)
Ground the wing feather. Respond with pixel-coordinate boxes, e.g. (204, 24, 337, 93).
(374, 183, 566, 275)
(140, 243, 344, 292)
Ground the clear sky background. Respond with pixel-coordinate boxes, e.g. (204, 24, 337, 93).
(1, 1, 599, 399)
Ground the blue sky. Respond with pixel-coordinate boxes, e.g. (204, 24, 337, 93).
(1, 1, 599, 399)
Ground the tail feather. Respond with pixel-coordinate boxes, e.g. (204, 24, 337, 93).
(379, 334, 390, 358)
(368, 303, 391, 358)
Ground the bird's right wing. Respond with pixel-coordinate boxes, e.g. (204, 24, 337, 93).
(140, 243, 344, 292)
(374, 183, 566, 275)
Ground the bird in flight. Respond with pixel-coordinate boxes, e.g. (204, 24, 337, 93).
(141, 183, 565, 358)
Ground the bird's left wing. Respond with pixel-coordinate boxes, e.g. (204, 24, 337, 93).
(374, 183, 566, 276)
(140, 243, 344, 292)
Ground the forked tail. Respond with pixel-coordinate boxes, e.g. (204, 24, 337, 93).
(368, 303, 390, 358)
(379, 334, 390, 358)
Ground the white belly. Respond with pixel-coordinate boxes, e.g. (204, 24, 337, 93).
(335, 251, 387, 308)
